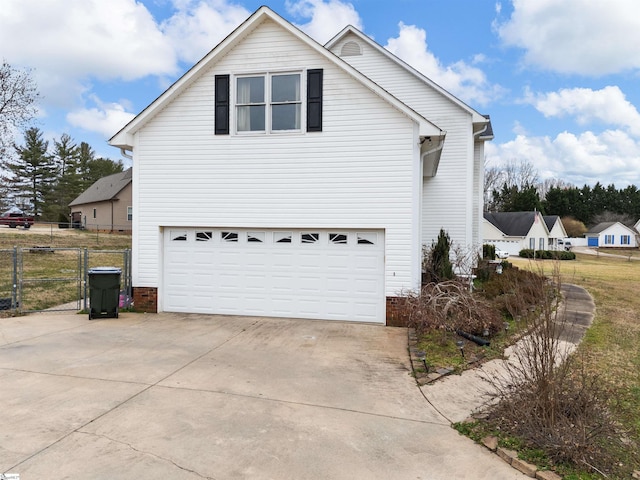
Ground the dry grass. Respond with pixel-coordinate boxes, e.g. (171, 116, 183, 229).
(0, 224, 132, 250)
(510, 254, 640, 473)
(0, 226, 131, 312)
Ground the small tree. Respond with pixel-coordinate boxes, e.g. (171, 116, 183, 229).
(424, 229, 455, 283)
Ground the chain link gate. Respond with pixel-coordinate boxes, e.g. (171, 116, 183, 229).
(0, 248, 131, 314)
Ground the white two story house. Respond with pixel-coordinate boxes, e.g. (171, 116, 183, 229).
(109, 6, 492, 324)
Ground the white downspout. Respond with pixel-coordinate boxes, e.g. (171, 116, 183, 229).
(120, 148, 133, 160)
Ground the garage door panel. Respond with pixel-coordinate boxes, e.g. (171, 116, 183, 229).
(163, 228, 385, 323)
(271, 275, 295, 293)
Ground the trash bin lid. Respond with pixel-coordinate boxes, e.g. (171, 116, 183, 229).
(88, 266, 122, 274)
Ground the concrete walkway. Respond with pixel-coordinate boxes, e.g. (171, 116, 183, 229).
(0, 311, 528, 479)
(421, 284, 595, 424)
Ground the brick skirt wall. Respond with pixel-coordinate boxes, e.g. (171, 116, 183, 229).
(132, 287, 158, 313)
(386, 296, 410, 327)
(130, 289, 409, 326)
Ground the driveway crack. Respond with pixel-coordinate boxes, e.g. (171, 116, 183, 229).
(76, 430, 217, 479)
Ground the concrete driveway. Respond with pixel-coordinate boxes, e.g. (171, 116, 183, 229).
(0, 312, 525, 479)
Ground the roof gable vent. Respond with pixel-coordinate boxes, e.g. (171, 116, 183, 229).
(340, 40, 362, 56)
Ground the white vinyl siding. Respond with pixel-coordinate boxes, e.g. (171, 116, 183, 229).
(131, 19, 421, 302)
(331, 34, 478, 249)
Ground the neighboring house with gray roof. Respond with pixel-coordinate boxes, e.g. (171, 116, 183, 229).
(543, 215, 568, 250)
(585, 221, 637, 248)
(483, 211, 556, 256)
(69, 169, 132, 232)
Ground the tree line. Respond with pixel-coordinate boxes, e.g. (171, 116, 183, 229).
(485, 160, 640, 231)
(1, 127, 124, 222)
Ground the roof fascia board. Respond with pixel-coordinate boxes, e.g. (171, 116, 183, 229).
(325, 26, 488, 125)
(110, 7, 442, 149)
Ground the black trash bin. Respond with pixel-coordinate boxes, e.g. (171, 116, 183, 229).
(88, 267, 121, 319)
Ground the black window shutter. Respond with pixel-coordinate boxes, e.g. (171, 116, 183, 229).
(307, 69, 323, 132)
(215, 75, 230, 135)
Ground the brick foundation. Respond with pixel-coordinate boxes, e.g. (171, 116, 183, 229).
(386, 296, 410, 327)
(130, 289, 408, 323)
(132, 287, 158, 313)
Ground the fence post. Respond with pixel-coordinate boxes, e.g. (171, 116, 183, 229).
(12, 246, 18, 310)
(83, 248, 89, 311)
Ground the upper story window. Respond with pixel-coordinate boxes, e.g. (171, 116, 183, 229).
(236, 73, 301, 133)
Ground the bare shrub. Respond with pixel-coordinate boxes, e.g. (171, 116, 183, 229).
(402, 280, 503, 336)
(479, 266, 547, 319)
(482, 262, 624, 475)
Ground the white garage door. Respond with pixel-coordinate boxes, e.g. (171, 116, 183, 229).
(163, 228, 385, 323)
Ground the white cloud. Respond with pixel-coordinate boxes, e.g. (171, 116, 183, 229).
(161, 0, 250, 64)
(67, 96, 136, 138)
(0, 0, 177, 81)
(286, 0, 363, 44)
(486, 129, 640, 187)
(384, 23, 503, 106)
(524, 86, 640, 137)
(497, 0, 640, 75)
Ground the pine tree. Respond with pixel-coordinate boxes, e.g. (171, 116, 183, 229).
(44, 133, 81, 222)
(4, 127, 56, 217)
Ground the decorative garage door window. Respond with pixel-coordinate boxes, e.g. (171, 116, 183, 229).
(301, 233, 320, 243)
(329, 233, 348, 244)
(357, 232, 376, 245)
(222, 231, 239, 242)
(196, 231, 213, 241)
(247, 232, 265, 243)
(274, 232, 292, 243)
(171, 231, 188, 241)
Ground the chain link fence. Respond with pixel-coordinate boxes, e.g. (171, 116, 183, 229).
(0, 247, 131, 314)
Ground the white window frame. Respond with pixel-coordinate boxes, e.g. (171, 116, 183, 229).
(604, 234, 614, 245)
(233, 71, 304, 135)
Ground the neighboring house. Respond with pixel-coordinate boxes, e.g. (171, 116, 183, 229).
(585, 222, 638, 248)
(634, 218, 640, 234)
(483, 211, 552, 256)
(109, 7, 492, 324)
(543, 215, 569, 250)
(69, 169, 132, 232)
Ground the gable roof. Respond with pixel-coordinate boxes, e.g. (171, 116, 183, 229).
(325, 25, 490, 130)
(69, 169, 132, 207)
(543, 215, 560, 231)
(587, 221, 637, 235)
(109, 6, 444, 151)
(484, 211, 548, 237)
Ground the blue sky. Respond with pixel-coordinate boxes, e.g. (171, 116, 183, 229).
(2, 0, 640, 187)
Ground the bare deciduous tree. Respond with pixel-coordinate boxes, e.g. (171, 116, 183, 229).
(0, 60, 39, 155)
